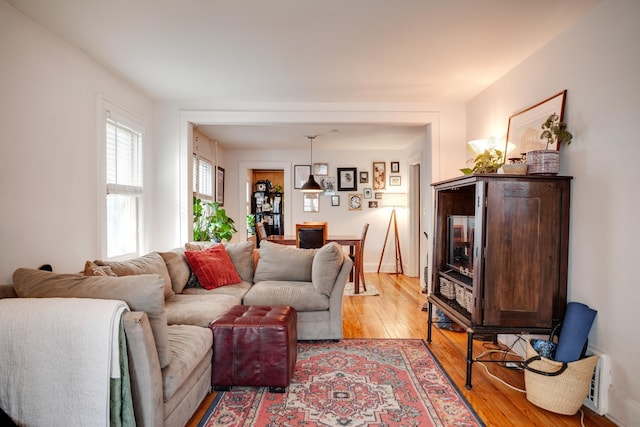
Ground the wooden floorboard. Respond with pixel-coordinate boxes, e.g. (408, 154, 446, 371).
(187, 273, 617, 426)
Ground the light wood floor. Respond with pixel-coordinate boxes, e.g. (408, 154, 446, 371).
(187, 273, 617, 427)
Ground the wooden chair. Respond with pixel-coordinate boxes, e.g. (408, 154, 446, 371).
(296, 223, 327, 249)
(303, 221, 328, 241)
(255, 222, 268, 247)
(350, 223, 369, 292)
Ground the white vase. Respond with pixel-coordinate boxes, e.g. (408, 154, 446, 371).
(526, 150, 560, 175)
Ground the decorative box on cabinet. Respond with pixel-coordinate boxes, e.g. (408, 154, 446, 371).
(426, 174, 572, 388)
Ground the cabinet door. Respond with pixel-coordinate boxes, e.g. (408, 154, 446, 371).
(482, 180, 564, 327)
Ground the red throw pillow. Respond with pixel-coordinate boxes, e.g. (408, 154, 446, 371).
(184, 244, 242, 290)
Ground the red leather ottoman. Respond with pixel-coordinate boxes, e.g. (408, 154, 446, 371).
(210, 305, 297, 393)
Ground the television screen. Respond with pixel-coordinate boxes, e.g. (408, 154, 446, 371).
(446, 215, 475, 278)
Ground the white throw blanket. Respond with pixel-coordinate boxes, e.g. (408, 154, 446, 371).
(0, 298, 129, 427)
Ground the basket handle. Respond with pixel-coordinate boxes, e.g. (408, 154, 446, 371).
(522, 356, 568, 376)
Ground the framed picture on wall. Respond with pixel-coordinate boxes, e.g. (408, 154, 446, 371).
(505, 90, 567, 161)
(359, 171, 369, 183)
(303, 193, 319, 212)
(363, 188, 373, 199)
(313, 163, 328, 176)
(294, 165, 311, 189)
(216, 166, 225, 205)
(320, 176, 336, 195)
(337, 167, 357, 191)
(390, 175, 401, 186)
(391, 161, 400, 173)
(331, 195, 340, 206)
(373, 162, 386, 190)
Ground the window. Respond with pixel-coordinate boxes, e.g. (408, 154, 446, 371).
(106, 115, 143, 258)
(193, 154, 213, 200)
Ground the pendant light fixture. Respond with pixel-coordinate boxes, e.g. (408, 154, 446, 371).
(300, 135, 323, 193)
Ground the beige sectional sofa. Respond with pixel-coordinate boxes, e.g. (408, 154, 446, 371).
(0, 240, 352, 427)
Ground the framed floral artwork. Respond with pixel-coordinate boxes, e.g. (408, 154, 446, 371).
(373, 162, 386, 190)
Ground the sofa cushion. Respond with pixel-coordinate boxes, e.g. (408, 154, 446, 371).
(164, 293, 242, 327)
(311, 242, 345, 297)
(163, 324, 213, 402)
(184, 245, 242, 290)
(253, 241, 316, 283)
(181, 281, 252, 299)
(223, 241, 255, 283)
(12, 268, 171, 369)
(158, 249, 191, 294)
(95, 252, 174, 298)
(243, 281, 329, 311)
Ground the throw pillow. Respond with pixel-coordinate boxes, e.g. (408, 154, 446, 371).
(94, 252, 174, 298)
(12, 268, 171, 369)
(158, 249, 191, 294)
(83, 260, 117, 277)
(254, 240, 316, 283)
(184, 244, 242, 290)
(311, 242, 345, 296)
(185, 241, 254, 283)
(184, 242, 213, 251)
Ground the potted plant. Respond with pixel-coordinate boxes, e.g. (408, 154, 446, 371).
(193, 196, 237, 242)
(527, 113, 573, 175)
(460, 148, 504, 175)
(246, 214, 256, 236)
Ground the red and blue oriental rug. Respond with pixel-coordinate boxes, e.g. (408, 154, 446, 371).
(198, 339, 484, 427)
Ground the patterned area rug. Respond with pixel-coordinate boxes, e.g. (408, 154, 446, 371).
(198, 339, 484, 427)
(343, 281, 380, 296)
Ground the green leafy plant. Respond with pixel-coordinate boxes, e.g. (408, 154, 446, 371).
(540, 113, 573, 149)
(193, 196, 237, 242)
(246, 214, 256, 236)
(460, 148, 504, 175)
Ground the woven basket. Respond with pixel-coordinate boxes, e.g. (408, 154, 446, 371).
(454, 284, 473, 313)
(526, 150, 560, 175)
(439, 277, 456, 300)
(523, 341, 598, 415)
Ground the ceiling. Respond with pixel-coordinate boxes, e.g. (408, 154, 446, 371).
(8, 0, 599, 149)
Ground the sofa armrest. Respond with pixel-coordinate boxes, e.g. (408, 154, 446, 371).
(0, 284, 17, 299)
(328, 255, 353, 338)
(123, 311, 164, 427)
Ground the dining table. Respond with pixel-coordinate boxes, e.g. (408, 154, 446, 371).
(265, 234, 362, 294)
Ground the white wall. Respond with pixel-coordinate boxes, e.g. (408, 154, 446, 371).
(466, 1, 640, 424)
(149, 104, 467, 277)
(0, 1, 154, 282)
(225, 147, 413, 273)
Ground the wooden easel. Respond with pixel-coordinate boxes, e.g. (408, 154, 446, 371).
(377, 207, 404, 274)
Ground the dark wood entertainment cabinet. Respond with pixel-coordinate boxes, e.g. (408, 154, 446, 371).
(426, 174, 572, 388)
